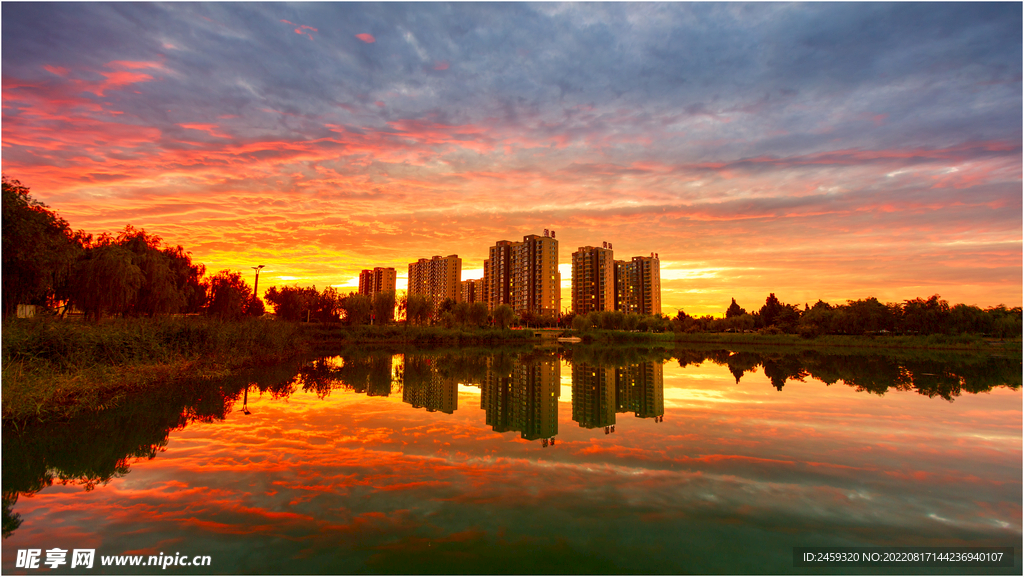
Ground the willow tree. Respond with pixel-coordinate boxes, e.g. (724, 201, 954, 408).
(404, 294, 433, 326)
(73, 244, 144, 321)
(492, 304, 514, 330)
(1, 176, 85, 318)
(370, 290, 396, 325)
(117, 226, 183, 317)
(342, 293, 372, 325)
(207, 270, 253, 320)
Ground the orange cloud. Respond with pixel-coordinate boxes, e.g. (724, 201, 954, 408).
(2, 58, 1019, 315)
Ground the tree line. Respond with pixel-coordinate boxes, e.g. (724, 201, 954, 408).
(3, 177, 527, 328)
(673, 293, 1021, 338)
(4, 176, 270, 321)
(5, 176, 1020, 335)
(3, 177, 395, 324)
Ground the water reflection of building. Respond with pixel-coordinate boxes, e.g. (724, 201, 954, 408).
(402, 356, 458, 414)
(335, 354, 395, 397)
(615, 362, 664, 420)
(481, 355, 559, 441)
(572, 364, 617, 430)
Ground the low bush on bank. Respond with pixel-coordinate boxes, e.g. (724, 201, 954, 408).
(2, 317, 303, 420)
(3, 316, 299, 369)
(668, 330, 1016, 352)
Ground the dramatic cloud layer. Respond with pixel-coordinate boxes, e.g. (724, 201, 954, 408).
(3, 3, 1020, 313)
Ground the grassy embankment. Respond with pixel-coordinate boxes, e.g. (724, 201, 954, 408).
(298, 323, 535, 350)
(1, 319, 537, 421)
(2, 317, 304, 422)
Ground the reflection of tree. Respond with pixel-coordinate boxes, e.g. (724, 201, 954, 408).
(7, 345, 1017, 541)
(802, 355, 912, 395)
(2, 492, 22, 539)
(295, 353, 404, 398)
(334, 354, 397, 396)
(760, 355, 809, 391)
(366, 356, 395, 396)
(676, 347, 1020, 399)
(1, 364, 278, 539)
(725, 352, 760, 384)
(300, 357, 342, 398)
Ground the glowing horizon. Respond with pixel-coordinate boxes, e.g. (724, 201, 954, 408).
(2, 3, 1020, 316)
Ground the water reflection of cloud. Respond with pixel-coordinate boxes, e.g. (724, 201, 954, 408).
(3, 356, 1019, 573)
(663, 388, 739, 404)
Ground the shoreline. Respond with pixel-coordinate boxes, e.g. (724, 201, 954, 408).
(3, 318, 1019, 422)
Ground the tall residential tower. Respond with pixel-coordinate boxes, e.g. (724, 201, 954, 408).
(571, 242, 616, 315)
(487, 231, 560, 317)
(615, 254, 662, 315)
(407, 255, 462, 310)
(358, 267, 397, 296)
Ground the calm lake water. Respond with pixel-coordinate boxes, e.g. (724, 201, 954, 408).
(3, 346, 1021, 574)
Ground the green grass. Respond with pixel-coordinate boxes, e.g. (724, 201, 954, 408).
(298, 323, 537, 348)
(2, 316, 304, 421)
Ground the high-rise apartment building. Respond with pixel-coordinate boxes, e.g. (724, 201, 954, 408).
(511, 234, 560, 317)
(461, 278, 488, 304)
(358, 267, 397, 296)
(614, 260, 635, 313)
(487, 241, 516, 310)
(460, 279, 475, 304)
(407, 255, 462, 310)
(571, 243, 615, 315)
(615, 254, 662, 315)
(487, 231, 560, 317)
(481, 259, 491, 305)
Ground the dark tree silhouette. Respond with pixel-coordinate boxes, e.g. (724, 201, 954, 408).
(73, 243, 144, 321)
(207, 270, 253, 320)
(341, 293, 372, 325)
(492, 304, 514, 330)
(371, 290, 396, 325)
(2, 176, 86, 318)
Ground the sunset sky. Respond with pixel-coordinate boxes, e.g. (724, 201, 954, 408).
(2, 3, 1020, 315)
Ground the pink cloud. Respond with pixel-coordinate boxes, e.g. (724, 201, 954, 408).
(434, 61, 449, 71)
(280, 19, 317, 40)
(43, 65, 69, 77)
(105, 60, 165, 71)
(356, 33, 376, 43)
(179, 123, 231, 139)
